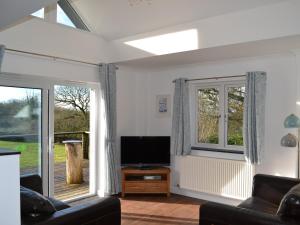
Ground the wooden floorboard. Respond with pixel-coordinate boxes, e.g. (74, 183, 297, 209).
(22, 160, 90, 201)
(71, 194, 204, 225)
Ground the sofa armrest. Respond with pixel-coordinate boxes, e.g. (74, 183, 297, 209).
(22, 197, 121, 225)
(200, 202, 283, 225)
(252, 174, 300, 205)
(20, 174, 43, 194)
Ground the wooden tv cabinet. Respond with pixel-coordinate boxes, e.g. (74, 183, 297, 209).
(121, 167, 170, 197)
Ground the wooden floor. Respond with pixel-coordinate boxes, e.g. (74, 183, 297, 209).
(54, 160, 90, 200)
(71, 194, 204, 225)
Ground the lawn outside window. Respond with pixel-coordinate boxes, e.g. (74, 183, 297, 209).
(190, 79, 245, 154)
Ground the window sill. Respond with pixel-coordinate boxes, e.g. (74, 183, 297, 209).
(191, 146, 243, 154)
(190, 147, 245, 161)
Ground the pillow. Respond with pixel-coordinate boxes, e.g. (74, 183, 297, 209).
(277, 183, 300, 218)
(20, 186, 56, 218)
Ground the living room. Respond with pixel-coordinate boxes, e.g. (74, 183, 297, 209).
(1, 0, 300, 225)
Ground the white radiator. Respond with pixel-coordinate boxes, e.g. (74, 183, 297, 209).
(179, 156, 254, 200)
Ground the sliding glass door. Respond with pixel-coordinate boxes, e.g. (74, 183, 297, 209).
(51, 84, 93, 201)
(0, 74, 98, 201)
(0, 86, 43, 175)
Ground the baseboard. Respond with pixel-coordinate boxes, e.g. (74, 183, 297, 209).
(171, 186, 242, 206)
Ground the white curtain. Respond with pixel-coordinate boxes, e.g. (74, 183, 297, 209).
(0, 45, 5, 72)
(244, 71, 267, 164)
(171, 78, 191, 156)
(99, 63, 120, 195)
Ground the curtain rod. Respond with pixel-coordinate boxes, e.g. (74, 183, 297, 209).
(172, 75, 246, 83)
(6, 48, 119, 69)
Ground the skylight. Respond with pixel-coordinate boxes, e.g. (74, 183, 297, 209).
(57, 4, 75, 28)
(31, 8, 44, 19)
(125, 29, 199, 55)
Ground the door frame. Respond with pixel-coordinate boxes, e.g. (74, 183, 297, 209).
(0, 72, 50, 195)
(0, 72, 100, 199)
(49, 81, 99, 200)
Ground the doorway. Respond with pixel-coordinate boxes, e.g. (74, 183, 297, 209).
(0, 73, 98, 201)
(52, 84, 92, 201)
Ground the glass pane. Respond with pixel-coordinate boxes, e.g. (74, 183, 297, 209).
(57, 5, 76, 28)
(0, 86, 42, 175)
(227, 86, 245, 146)
(198, 88, 219, 144)
(54, 85, 90, 200)
(31, 8, 44, 18)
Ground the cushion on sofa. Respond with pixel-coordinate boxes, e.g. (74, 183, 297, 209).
(47, 197, 70, 211)
(238, 197, 278, 215)
(20, 186, 57, 217)
(277, 183, 300, 218)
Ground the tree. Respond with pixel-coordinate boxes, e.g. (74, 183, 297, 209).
(55, 86, 90, 121)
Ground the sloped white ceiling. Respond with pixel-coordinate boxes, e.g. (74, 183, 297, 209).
(117, 35, 300, 69)
(0, 0, 58, 31)
(70, 0, 286, 40)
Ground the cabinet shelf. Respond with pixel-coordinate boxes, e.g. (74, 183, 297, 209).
(121, 167, 170, 197)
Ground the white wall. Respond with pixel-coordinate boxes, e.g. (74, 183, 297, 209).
(0, 0, 58, 30)
(116, 53, 299, 201)
(0, 17, 108, 82)
(2, 51, 100, 83)
(0, 18, 110, 64)
(0, 155, 20, 225)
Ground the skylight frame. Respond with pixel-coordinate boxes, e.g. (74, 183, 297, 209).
(57, 0, 89, 31)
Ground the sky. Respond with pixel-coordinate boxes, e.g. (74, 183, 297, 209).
(0, 87, 41, 102)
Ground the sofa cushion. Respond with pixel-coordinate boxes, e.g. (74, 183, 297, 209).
(277, 183, 300, 218)
(47, 197, 70, 211)
(238, 197, 278, 215)
(20, 186, 56, 217)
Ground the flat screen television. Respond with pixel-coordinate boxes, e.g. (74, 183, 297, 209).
(121, 136, 170, 167)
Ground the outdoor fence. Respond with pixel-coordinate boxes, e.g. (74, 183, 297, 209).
(0, 131, 90, 159)
(54, 131, 90, 159)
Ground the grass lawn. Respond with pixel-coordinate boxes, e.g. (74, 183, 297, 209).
(0, 141, 66, 169)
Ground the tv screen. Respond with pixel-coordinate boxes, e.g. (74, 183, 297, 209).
(121, 136, 170, 167)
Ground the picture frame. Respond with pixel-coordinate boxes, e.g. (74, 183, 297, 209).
(156, 95, 171, 117)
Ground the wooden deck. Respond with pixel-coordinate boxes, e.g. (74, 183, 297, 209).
(21, 160, 90, 201)
(54, 159, 90, 200)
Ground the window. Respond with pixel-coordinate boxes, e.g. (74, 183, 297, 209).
(31, 1, 89, 31)
(31, 8, 44, 18)
(57, 0, 89, 31)
(191, 81, 245, 153)
(57, 4, 76, 28)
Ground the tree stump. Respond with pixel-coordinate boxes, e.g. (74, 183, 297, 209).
(63, 140, 83, 184)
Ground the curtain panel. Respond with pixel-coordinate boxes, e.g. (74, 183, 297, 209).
(171, 78, 191, 156)
(0, 45, 5, 72)
(99, 63, 120, 195)
(244, 71, 267, 164)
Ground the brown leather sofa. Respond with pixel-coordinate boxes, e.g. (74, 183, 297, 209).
(200, 174, 300, 225)
(20, 174, 121, 225)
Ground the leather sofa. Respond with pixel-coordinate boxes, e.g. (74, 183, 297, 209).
(20, 174, 121, 225)
(200, 174, 300, 225)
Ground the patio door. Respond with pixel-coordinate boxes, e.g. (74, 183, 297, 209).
(0, 74, 98, 200)
(0, 75, 50, 195)
(48, 83, 97, 201)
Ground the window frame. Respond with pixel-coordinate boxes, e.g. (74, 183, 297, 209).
(30, 1, 89, 31)
(57, 0, 89, 31)
(190, 79, 246, 154)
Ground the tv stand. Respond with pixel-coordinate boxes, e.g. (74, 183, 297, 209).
(121, 167, 170, 198)
(130, 166, 159, 170)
